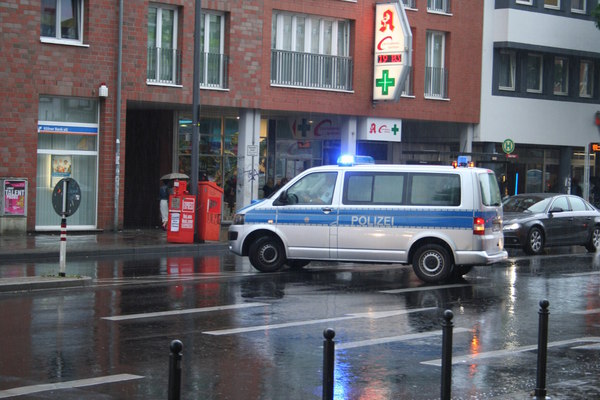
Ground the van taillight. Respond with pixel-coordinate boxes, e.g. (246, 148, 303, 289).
(473, 217, 485, 235)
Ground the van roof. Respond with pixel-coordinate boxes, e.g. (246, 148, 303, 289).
(306, 164, 493, 173)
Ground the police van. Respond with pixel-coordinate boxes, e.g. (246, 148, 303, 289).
(228, 156, 507, 283)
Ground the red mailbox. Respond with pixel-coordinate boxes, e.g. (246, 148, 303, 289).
(197, 181, 224, 241)
(167, 180, 196, 243)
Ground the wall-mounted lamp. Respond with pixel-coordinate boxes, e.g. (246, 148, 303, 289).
(595, 111, 600, 126)
(98, 83, 108, 98)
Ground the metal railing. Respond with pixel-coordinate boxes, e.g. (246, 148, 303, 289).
(147, 47, 182, 85)
(425, 66, 448, 98)
(199, 52, 229, 89)
(427, 0, 451, 13)
(271, 49, 353, 91)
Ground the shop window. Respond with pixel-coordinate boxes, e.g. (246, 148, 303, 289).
(41, 0, 84, 44)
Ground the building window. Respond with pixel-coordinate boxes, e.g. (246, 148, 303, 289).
(200, 12, 228, 88)
(553, 57, 569, 96)
(41, 0, 84, 43)
(499, 50, 516, 91)
(427, 0, 451, 14)
(425, 31, 448, 98)
(271, 11, 352, 91)
(544, 0, 560, 9)
(147, 5, 180, 85)
(579, 60, 594, 98)
(526, 54, 543, 93)
(516, 0, 533, 5)
(402, 0, 417, 8)
(36, 96, 99, 230)
(571, 0, 586, 13)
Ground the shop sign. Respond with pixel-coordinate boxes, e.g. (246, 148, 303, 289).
(373, 1, 412, 101)
(38, 123, 98, 136)
(590, 143, 600, 153)
(358, 118, 402, 142)
(290, 118, 341, 140)
(2, 179, 27, 216)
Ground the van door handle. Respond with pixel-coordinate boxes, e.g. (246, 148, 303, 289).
(321, 207, 332, 214)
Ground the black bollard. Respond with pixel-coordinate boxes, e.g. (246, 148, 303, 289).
(322, 328, 336, 400)
(168, 339, 183, 400)
(440, 310, 454, 400)
(534, 299, 550, 399)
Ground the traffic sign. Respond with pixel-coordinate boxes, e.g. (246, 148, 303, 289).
(502, 139, 515, 154)
(52, 178, 81, 217)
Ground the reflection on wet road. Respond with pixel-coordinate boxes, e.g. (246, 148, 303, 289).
(0, 250, 599, 399)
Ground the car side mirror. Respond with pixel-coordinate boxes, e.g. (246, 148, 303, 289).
(549, 207, 563, 214)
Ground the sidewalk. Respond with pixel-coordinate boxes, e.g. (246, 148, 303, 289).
(0, 228, 230, 292)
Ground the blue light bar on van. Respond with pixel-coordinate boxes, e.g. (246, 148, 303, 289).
(337, 155, 375, 166)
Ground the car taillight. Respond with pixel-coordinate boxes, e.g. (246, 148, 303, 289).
(473, 217, 485, 235)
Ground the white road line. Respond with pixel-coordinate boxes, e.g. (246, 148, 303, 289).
(380, 283, 472, 294)
(0, 374, 143, 398)
(571, 308, 600, 315)
(421, 337, 600, 366)
(203, 307, 437, 336)
(337, 328, 471, 350)
(103, 302, 269, 321)
(562, 271, 600, 277)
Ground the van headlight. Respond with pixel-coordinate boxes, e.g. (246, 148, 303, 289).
(503, 222, 520, 231)
(232, 214, 245, 225)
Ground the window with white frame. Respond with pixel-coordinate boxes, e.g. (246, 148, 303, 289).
(425, 31, 447, 98)
(199, 11, 226, 88)
(544, 0, 560, 9)
(516, 0, 533, 5)
(428, 0, 451, 13)
(579, 60, 594, 98)
(553, 57, 569, 95)
(526, 54, 543, 93)
(41, 0, 84, 43)
(147, 4, 179, 85)
(571, 0, 586, 13)
(271, 11, 351, 90)
(499, 50, 516, 91)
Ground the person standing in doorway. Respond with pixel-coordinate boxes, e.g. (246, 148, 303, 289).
(159, 179, 170, 230)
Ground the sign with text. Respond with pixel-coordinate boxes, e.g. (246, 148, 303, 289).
(373, 1, 412, 101)
(358, 118, 402, 142)
(3, 179, 27, 216)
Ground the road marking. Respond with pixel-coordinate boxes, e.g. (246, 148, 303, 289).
(102, 302, 269, 321)
(421, 337, 600, 366)
(337, 328, 471, 350)
(380, 283, 471, 294)
(562, 271, 600, 277)
(571, 308, 600, 315)
(0, 374, 143, 398)
(203, 307, 436, 336)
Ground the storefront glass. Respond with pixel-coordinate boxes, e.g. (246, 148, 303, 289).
(36, 96, 98, 229)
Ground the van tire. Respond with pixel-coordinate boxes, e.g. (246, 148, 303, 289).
(412, 244, 453, 283)
(249, 236, 285, 272)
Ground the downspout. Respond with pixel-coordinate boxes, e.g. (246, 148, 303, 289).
(113, 0, 123, 230)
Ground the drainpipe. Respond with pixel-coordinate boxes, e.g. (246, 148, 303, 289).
(113, 0, 123, 230)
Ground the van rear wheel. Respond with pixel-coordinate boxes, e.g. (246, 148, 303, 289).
(412, 244, 453, 283)
(249, 236, 285, 273)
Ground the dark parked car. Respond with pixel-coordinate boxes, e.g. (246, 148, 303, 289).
(502, 193, 600, 255)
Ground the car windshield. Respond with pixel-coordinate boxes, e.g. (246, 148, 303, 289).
(502, 196, 552, 213)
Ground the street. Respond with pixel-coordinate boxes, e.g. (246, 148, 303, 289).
(0, 249, 599, 399)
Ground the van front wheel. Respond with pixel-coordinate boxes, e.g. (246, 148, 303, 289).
(249, 236, 285, 273)
(412, 244, 453, 283)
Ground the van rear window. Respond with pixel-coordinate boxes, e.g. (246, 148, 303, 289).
(479, 173, 502, 206)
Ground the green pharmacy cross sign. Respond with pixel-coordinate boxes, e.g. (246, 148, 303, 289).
(376, 70, 396, 96)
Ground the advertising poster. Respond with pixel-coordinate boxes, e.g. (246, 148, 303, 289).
(51, 155, 72, 187)
(4, 180, 26, 216)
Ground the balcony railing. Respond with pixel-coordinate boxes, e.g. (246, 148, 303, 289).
(271, 49, 353, 91)
(147, 47, 182, 85)
(427, 0, 451, 13)
(425, 66, 448, 98)
(199, 52, 229, 89)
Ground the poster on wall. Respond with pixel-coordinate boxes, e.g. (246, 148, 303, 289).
(51, 155, 72, 188)
(3, 180, 27, 216)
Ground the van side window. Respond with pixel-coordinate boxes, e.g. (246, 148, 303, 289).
(409, 174, 460, 206)
(344, 173, 404, 204)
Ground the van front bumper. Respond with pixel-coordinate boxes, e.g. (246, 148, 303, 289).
(228, 225, 244, 256)
(454, 250, 508, 266)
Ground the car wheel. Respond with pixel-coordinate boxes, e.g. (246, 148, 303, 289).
(451, 265, 473, 279)
(412, 244, 453, 283)
(585, 225, 600, 252)
(249, 236, 285, 272)
(524, 227, 544, 255)
(286, 260, 311, 269)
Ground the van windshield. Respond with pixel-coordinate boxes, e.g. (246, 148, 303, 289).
(479, 172, 502, 206)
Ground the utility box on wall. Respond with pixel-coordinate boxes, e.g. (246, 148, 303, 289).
(0, 178, 28, 234)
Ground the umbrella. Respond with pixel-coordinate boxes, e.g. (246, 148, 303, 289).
(161, 172, 189, 180)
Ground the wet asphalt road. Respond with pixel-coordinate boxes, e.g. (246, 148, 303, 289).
(0, 249, 598, 399)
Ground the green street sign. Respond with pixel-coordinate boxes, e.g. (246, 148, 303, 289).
(502, 139, 515, 154)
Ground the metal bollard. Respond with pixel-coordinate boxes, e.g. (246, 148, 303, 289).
(440, 310, 454, 400)
(322, 328, 336, 400)
(168, 339, 183, 400)
(534, 299, 550, 400)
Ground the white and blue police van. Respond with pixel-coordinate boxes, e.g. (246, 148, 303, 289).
(228, 155, 507, 283)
